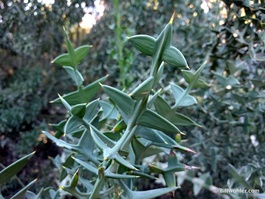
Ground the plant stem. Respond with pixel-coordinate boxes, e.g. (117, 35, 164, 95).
(113, 0, 126, 88)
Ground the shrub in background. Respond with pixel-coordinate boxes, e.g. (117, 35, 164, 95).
(177, 1, 265, 198)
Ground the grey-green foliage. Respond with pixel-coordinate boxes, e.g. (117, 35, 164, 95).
(37, 16, 209, 198)
(0, 67, 42, 133)
(178, 1, 265, 198)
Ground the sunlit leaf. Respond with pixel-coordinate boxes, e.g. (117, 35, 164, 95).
(74, 45, 91, 63)
(128, 35, 156, 56)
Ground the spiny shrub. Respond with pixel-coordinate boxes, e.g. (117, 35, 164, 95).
(0, 14, 211, 198)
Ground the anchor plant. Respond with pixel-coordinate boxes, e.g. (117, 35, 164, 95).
(44, 13, 207, 198)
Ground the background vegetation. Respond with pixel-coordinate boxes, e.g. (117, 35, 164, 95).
(0, 0, 264, 198)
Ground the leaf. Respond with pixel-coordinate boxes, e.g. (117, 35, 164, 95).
(130, 76, 154, 100)
(128, 35, 156, 56)
(137, 109, 182, 134)
(51, 75, 107, 105)
(69, 169, 79, 188)
(64, 116, 83, 134)
(170, 83, 197, 107)
(52, 53, 71, 66)
(132, 138, 164, 163)
(154, 95, 171, 116)
(99, 100, 119, 120)
(162, 46, 188, 69)
(83, 100, 100, 124)
(43, 131, 74, 150)
(70, 103, 86, 118)
(89, 125, 109, 151)
(102, 84, 135, 119)
(112, 120, 127, 133)
(0, 151, 35, 187)
(72, 157, 98, 174)
(163, 171, 176, 187)
(118, 179, 179, 199)
(193, 183, 202, 196)
(114, 154, 137, 170)
(181, 70, 209, 88)
(227, 164, 251, 189)
(52, 42, 90, 67)
(63, 66, 84, 86)
(89, 125, 116, 148)
(154, 96, 200, 126)
(58, 94, 71, 111)
(74, 45, 91, 63)
(10, 179, 37, 199)
(136, 127, 194, 153)
(136, 127, 173, 146)
(153, 62, 164, 86)
(104, 170, 138, 179)
(213, 73, 240, 88)
(49, 120, 66, 138)
(64, 28, 77, 68)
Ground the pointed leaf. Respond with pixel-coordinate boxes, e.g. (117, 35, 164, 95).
(128, 35, 156, 56)
(58, 94, 71, 111)
(11, 179, 37, 199)
(90, 126, 109, 151)
(70, 103, 86, 118)
(137, 109, 182, 134)
(90, 125, 116, 148)
(227, 164, 251, 189)
(72, 157, 97, 174)
(163, 171, 176, 187)
(64, 116, 83, 134)
(181, 70, 209, 88)
(115, 153, 137, 170)
(64, 28, 77, 68)
(132, 137, 165, 162)
(0, 152, 35, 187)
(130, 77, 154, 100)
(52, 53, 71, 66)
(119, 179, 178, 199)
(83, 100, 99, 124)
(102, 85, 135, 118)
(49, 120, 66, 138)
(193, 183, 203, 196)
(69, 169, 79, 188)
(51, 75, 107, 105)
(74, 45, 91, 63)
(170, 83, 197, 107)
(43, 131, 74, 150)
(162, 46, 188, 69)
(154, 95, 171, 117)
(99, 100, 119, 120)
(63, 66, 84, 86)
(153, 62, 164, 86)
(155, 96, 199, 126)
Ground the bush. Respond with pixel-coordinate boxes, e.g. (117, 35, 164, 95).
(0, 14, 212, 199)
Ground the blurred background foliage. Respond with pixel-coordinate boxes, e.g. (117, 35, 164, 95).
(0, 0, 264, 198)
